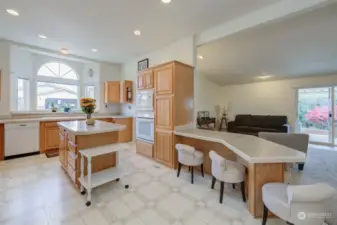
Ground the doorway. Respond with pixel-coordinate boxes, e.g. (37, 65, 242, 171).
(297, 87, 337, 145)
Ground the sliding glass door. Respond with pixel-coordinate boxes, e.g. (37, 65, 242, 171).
(298, 87, 333, 145)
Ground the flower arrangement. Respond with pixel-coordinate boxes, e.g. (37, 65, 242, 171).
(80, 98, 96, 125)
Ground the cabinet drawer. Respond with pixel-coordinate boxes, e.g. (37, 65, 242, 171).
(136, 140, 153, 158)
(44, 122, 59, 127)
(68, 151, 77, 170)
(67, 164, 76, 183)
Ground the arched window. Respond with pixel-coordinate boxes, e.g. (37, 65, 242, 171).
(37, 62, 78, 80)
(36, 62, 80, 110)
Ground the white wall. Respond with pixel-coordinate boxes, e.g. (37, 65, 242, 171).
(220, 74, 337, 127)
(99, 62, 122, 113)
(0, 41, 11, 115)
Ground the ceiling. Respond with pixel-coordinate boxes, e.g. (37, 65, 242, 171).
(197, 3, 337, 86)
(0, 0, 280, 63)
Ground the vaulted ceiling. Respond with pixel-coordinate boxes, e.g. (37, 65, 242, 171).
(0, 0, 280, 63)
(197, 3, 337, 85)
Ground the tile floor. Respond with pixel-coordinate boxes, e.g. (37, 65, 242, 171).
(0, 143, 322, 225)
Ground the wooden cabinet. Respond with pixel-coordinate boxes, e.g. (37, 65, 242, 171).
(155, 64, 173, 94)
(104, 81, 120, 103)
(138, 69, 153, 89)
(105, 81, 133, 104)
(59, 128, 67, 169)
(155, 130, 173, 167)
(155, 95, 173, 130)
(40, 121, 61, 153)
(136, 140, 153, 158)
(114, 118, 133, 142)
(120, 80, 133, 103)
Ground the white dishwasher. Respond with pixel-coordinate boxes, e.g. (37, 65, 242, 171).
(5, 122, 40, 158)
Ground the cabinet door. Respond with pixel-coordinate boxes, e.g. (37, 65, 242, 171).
(45, 127, 60, 150)
(114, 118, 133, 142)
(155, 130, 173, 167)
(104, 82, 120, 103)
(155, 64, 173, 94)
(155, 95, 173, 130)
(144, 71, 154, 89)
(137, 74, 144, 89)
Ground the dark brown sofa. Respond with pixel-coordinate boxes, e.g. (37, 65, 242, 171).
(227, 114, 288, 136)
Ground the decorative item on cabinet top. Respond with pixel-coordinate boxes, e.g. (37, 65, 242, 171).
(138, 58, 149, 71)
(104, 80, 133, 104)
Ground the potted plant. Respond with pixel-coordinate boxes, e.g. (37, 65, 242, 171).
(80, 98, 96, 125)
(63, 103, 71, 113)
(50, 103, 57, 112)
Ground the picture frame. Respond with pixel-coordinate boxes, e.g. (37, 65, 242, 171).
(138, 58, 149, 71)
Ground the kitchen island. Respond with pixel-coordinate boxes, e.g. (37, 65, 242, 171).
(58, 120, 126, 188)
(174, 127, 306, 218)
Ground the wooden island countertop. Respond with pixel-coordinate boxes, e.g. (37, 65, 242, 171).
(57, 120, 126, 188)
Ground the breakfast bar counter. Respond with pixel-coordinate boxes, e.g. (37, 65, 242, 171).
(57, 120, 126, 188)
(174, 127, 306, 218)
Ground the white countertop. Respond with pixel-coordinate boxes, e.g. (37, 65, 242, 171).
(174, 128, 306, 164)
(58, 120, 126, 135)
(0, 115, 132, 124)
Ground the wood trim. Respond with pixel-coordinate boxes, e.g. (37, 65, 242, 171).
(0, 124, 4, 161)
(152, 60, 194, 70)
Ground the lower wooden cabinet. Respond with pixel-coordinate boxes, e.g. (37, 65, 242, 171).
(59, 128, 67, 169)
(40, 121, 61, 153)
(154, 130, 174, 167)
(114, 118, 133, 142)
(136, 140, 153, 158)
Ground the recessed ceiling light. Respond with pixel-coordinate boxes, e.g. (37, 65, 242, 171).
(134, 30, 141, 36)
(92, 49, 97, 52)
(161, 0, 172, 3)
(198, 55, 204, 59)
(60, 48, 69, 55)
(257, 75, 271, 79)
(6, 9, 19, 16)
(38, 34, 47, 39)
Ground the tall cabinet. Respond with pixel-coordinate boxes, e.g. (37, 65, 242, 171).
(154, 61, 194, 168)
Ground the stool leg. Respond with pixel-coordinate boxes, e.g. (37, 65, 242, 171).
(191, 167, 194, 184)
(262, 204, 268, 225)
(201, 164, 204, 177)
(211, 176, 216, 189)
(241, 181, 246, 202)
(189, 166, 191, 171)
(232, 184, 235, 189)
(219, 181, 224, 203)
(177, 162, 182, 177)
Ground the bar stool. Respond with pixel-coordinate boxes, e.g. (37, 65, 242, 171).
(209, 150, 246, 203)
(176, 144, 204, 184)
(262, 182, 335, 225)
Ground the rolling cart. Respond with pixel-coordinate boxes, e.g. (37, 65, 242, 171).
(78, 143, 130, 206)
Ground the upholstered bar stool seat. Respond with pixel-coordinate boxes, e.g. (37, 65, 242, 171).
(209, 150, 246, 204)
(176, 144, 204, 184)
(262, 182, 336, 225)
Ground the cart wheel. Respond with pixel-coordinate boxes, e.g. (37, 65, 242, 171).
(125, 185, 129, 189)
(80, 191, 86, 195)
(116, 178, 120, 182)
(86, 201, 91, 207)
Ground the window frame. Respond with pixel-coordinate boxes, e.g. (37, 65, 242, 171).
(13, 60, 99, 113)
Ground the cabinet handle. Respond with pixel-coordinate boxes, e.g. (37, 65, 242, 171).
(68, 140, 77, 147)
(59, 134, 64, 141)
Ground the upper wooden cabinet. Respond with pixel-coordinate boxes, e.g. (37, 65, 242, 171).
(155, 64, 173, 95)
(155, 95, 173, 130)
(137, 69, 154, 90)
(104, 81, 120, 103)
(104, 80, 133, 104)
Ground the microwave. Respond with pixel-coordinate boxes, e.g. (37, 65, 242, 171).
(136, 90, 154, 111)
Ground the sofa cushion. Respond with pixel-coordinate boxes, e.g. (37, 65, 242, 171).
(235, 115, 251, 126)
(265, 116, 287, 128)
